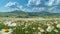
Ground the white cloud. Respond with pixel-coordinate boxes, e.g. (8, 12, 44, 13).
(48, 6, 57, 10)
(5, 2, 17, 7)
(27, 0, 60, 6)
(45, 0, 60, 6)
(27, 0, 31, 6)
(17, 5, 23, 10)
(36, 0, 41, 5)
(4, 0, 60, 12)
(27, 0, 41, 6)
(39, 7, 45, 11)
(54, 0, 60, 5)
(17, 5, 29, 11)
(27, 0, 60, 7)
(32, 7, 38, 10)
(47, 0, 54, 6)
(32, 7, 45, 12)
(4, 1, 21, 11)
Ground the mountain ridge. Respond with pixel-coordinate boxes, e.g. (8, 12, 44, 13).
(0, 10, 60, 18)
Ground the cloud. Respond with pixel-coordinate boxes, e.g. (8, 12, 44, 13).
(27, 0, 41, 6)
(45, 0, 54, 6)
(4, 1, 21, 11)
(27, 0, 45, 12)
(48, 6, 57, 10)
(4, 0, 60, 12)
(17, 5, 24, 10)
(54, 0, 60, 5)
(4, 1, 27, 11)
(45, 0, 60, 6)
(35, 0, 41, 5)
(32, 7, 45, 12)
(39, 7, 45, 11)
(5, 2, 17, 7)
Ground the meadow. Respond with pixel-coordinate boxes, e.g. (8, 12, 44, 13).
(0, 18, 60, 34)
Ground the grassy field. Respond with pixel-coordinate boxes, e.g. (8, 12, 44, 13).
(0, 18, 60, 34)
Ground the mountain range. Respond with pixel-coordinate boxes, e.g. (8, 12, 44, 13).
(0, 10, 60, 18)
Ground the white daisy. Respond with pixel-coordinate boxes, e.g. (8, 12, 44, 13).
(54, 21, 58, 24)
(38, 32, 41, 34)
(46, 25, 54, 32)
(56, 24, 60, 28)
(40, 29, 44, 32)
(33, 27, 36, 30)
(0, 29, 13, 34)
(38, 27, 41, 30)
(4, 21, 12, 25)
(25, 31, 28, 33)
(11, 23, 16, 26)
(54, 29, 59, 32)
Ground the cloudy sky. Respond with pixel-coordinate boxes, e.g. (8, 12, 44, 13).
(0, 0, 60, 13)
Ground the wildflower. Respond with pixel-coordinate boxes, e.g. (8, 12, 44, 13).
(25, 24, 28, 27)
(20, 22, 24, 25)
(11, 23, 16, 26)
(46, 25, 54, 32)
(33, 27, 36, 30)
(38, 27, 41, 30)
(0, 29, 12, 34)
(18, 24, 21, 26)
(28, 23, 31, 25)
(22, 27, 25, 29)
(38, 32, 41, 34)
(4, 21, 12, 25)
(25, 31, 28, 33)
(25, 20, 28, 22)
(40, 29, 44, 32)
(7, 23, 16, 26)
(56, 24, 60, 28)
(46, 24, 50, 26)
(32, 22, 34, 23)
(54, 21, 58, 24)
(54, 29, 59, 32)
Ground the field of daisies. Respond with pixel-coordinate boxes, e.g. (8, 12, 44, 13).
(0, 18, 60, 34)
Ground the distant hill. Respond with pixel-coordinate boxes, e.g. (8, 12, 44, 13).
(0, 10, 60, 18)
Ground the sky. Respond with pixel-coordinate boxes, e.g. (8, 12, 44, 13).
(0, 0, 60, 13)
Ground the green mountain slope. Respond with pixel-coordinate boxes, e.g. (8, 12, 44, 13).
(0, 10, 60, 18)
